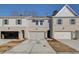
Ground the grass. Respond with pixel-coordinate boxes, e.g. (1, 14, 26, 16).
(48, 39, 78, 53)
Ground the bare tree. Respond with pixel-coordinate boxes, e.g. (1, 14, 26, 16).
(23, 10, 38, 16)
(11, 10, 38, 16)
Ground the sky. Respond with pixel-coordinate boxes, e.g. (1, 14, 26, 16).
(0, 4, 79, 16)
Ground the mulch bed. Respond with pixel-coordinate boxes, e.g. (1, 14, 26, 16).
(0, 40, 25, 53)
(48, 39, 78, 53)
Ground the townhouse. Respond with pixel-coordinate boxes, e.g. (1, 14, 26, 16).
(51, 5, 79, 40)
(0, 16, 51, 40)
(0, 4, 79, 40)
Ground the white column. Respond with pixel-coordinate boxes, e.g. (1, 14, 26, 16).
(25, 30, 28, 39)
(45, 31, 47, 39)
(19, 31, 23, 40)
(0, 31, 1, 39)
(2, 34, 4, 39)
(72, 31, 76, 40)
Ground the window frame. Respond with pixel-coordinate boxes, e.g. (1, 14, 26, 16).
(70, 19, 75, 24)
(57, 19, 62, 25)
(36, 20, 39, 25)
(16, 19, 22, 25)
(4, 19, 9, 25)
(32, 19, 44, 26)
(32, 19, 36, 22)
(40, 20, 44, 25)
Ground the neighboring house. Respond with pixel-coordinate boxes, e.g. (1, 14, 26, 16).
(51, 4, 79, 40)
(0, 16, 51, 40)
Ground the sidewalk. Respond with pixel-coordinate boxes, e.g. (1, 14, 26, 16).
(5, 39, 56, 54)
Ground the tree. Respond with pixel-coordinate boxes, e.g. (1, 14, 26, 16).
(11, 10, 38, 16)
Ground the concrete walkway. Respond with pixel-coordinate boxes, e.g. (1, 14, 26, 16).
(5, 39, 56, 54)
(0, 39, 14, 45)
(57, 39, 79, 52)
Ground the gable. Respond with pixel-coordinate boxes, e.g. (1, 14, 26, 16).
(55, 5, 78, 16)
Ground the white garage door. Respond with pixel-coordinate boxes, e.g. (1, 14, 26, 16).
(53, 32, 71, 39)
(29, 32, 45, 40)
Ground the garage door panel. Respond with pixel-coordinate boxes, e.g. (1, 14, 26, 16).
(29, 32, 44, 40)
(53, 32, 71, 39)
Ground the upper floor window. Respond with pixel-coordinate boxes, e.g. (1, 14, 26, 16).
(36, 20, 39, 25)
(4, 19, 8, 25)
(32, 19, 36, 22)
(70, 19, 75, 24)
(40, 20, 44, 25)
(16, 19, 22, 25)
(32, 19, 44, 25)
(57, 19, 62, 24)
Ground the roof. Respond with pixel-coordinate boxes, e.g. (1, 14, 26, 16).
(55, 4, 78, 16)
(65, 4, 78, 16)
(0, 16, 51, 20)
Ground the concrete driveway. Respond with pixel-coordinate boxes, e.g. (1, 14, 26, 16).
(0, 39, 15, 45)
(5, 39, 56, 54)
(57, 39, 79, 52)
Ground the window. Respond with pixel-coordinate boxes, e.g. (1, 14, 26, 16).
(32, 19, 36, 22)
(57, 19, 62, 24)
(40, 20, 44, 25)
(32, 20, 39, 25)
(36, 20, 39, 25)
(4, 19, 8, 25)
(70, 19, 75, 24)
(16, 19, 22, 25)
(32, 19, 44, 25)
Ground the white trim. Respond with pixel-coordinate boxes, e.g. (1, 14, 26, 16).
(66, 4, 78, 16)
(55, 4, 78, 16)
